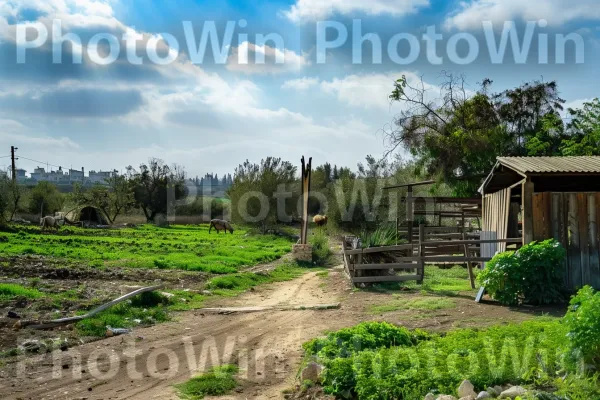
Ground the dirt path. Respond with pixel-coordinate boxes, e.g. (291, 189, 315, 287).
(1, 267, 357, 400)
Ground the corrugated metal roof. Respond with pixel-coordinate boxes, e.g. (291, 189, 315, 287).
(497, 156, 600, 174)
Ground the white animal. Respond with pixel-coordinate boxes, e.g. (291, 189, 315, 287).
(40, 216, 60, 231)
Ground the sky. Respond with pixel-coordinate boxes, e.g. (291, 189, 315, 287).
(0, 0, 599, 178)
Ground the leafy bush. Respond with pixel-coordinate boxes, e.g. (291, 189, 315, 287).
(310, 229, 331, 264)
(477, 239, 566, 305)
(563, 286, 600, 370)
(304, 320, 570, 399)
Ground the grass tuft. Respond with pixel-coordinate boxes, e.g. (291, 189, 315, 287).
(174, 365, 239, 399)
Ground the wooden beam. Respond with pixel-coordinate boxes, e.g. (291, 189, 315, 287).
(522, 179, 534, 245)
(352, 275, 421, 283)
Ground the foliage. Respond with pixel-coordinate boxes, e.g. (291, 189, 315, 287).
(127, 158, 187, 222)
(174, 365, 239, 399)
(0, 176, 23, 224)
(72, 174, 135, 223)
(370, 296, 456, 314)
(359, 224, 397, 248)
(562, 98, 600, 156)
(563, 286, 600, 369)
(310, 229, 332, 264)
(386, 75, 600, 196)
(478, 239, 567, 306)
(0, 224, 291, 273)
(228, 157, 297, 233)
(304, 320, 570, 400)
(28, 181, 64, 216)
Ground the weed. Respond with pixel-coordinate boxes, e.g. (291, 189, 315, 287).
(174, 365, 239, 399)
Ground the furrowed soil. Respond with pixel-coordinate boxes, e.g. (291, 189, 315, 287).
(0, 261, 565, 400)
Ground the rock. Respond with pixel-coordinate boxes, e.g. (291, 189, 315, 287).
(459, 396, 476, 400)
(476, 392, 493, 400)
(437, 396, 458, 400)
(488, 386, 503, 396)
(7, 311, 21, 319)
(458, 380, 477, 398)
(300, 362, 323, 383)
(424, 394, 435, 400)
(499, 386, 527, 399)
(159, 292, 175, 298)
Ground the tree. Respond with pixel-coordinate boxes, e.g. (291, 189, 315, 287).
(0, 176, 24, 223)
(386, 74, 567, 196)
(562, 98, 600, 156)
(128, 158, 187, 222)
(228, 157, 297, 232)
(72, 174, 135, 224)
(29, 181, 63, 216)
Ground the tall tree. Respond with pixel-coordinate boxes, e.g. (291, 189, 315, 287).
(128, 158, 187, 222)
(562, 98, 600, 156)
(228, 157, 297, 232)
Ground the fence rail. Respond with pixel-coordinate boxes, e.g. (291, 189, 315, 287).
(342, 225, 522, 287)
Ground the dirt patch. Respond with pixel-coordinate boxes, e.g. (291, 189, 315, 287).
(0, 265, 567, 400)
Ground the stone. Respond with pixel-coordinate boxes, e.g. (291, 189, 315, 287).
(437, 396, 458, 400)
(458, 380, 477, 398)
(300, 362, 323, 383)
(476, 392, 493, 400)
(424, 394, 435, 400)
(499, 386, 527, 399)
(488, 386, 503, 396)
(292, 244, 313, 262)
(459, 396, 476, 400)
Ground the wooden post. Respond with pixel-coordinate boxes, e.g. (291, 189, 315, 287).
(417, 224, 425, 284)
(463, 232, 475, 289)
(407, 186, 414, 243)
(522, 179, 534, 245)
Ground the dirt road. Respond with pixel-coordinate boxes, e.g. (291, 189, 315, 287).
(1, 268, 357, 400)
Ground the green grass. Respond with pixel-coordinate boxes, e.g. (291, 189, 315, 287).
(174, 365, 239, 399)
(0, 283, 43, 301)
(0, 224, 292, 274)
(370, 295, 456, 314)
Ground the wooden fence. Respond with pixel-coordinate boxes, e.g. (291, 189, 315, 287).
(342, 226, 522, 286)
(532, 192, 600, 290)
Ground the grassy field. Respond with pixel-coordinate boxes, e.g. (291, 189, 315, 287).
(0, 224, 292, 274)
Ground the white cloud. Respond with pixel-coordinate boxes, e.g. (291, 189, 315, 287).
(320, 72, 437, 109)
(226, 42, 309, 75)
(284, 0, 430, 23)
(445, 0, 600, 30)
(282, 77, 319, 90)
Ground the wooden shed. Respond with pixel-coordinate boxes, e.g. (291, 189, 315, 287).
(480, 156, 600, 290)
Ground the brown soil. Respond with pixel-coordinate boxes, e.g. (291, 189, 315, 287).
(0, 263, 565, 400)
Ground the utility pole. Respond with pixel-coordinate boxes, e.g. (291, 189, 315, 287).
(10, 146, 18, 183)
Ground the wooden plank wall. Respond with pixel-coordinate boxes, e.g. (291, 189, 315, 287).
(533, 192, 600, 290)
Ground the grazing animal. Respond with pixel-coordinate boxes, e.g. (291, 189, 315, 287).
(209, 219, 234, 234)
(40, 216, 60, 231)
(313, 215, 328, 227)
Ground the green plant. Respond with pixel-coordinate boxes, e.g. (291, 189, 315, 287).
(477, 239, 566, 305)
(310, 229, 331, 264)
(563, 286, 600, 370)
(174, 365, 239, 399)
(304, 320, 569, 399)
(359, 224, 398, 248)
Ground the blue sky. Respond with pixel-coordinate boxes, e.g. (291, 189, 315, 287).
(0, 0, 599, 178)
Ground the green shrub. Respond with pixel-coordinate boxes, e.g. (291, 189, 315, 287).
(477, 239, 566, 305)
(563, 286, 600, 370)
(304, 320, 569, 399)
(310, 229, 331, 264)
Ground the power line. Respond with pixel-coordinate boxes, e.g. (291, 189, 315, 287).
(0, 155, 11, 159)
(17, 155, 63, 170)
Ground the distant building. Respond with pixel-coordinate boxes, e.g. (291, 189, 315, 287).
(15, 169, 27, 182)
(30, 166, 70, 184)
(68, 168, 84, 183)
(88, 170, 116, 184)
